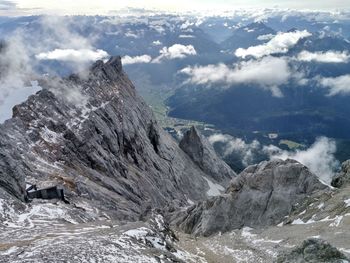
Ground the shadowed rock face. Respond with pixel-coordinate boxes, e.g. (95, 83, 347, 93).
(179, 126, 236, 184)
(0, 126, 28, 201)
(175, 159, 327, 236)
(276, 238, 349, 263)
(0, 56, 214, 219)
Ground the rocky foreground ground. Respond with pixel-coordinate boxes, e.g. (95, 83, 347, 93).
(0, 188, 349, 263)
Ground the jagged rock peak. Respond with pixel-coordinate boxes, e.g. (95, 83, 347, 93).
(179, 126, 236, 184)
(175, 159, 327, 236)
(107, 56, 123, 70)
(86, 56, 125, 83)
(91, 56, 123, 73)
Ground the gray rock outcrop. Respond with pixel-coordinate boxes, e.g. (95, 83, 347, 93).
(331, 160, 350, 188)
(175, 159, 327, 236)
(0, 56, 216, 219)
(179, 126, 236, 184)
(276, 238, 349, 263)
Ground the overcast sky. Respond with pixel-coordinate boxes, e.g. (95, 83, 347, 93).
(1, 0, 350, 16)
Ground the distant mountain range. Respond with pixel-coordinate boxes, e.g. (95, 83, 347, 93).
(1, 12, 350, 161)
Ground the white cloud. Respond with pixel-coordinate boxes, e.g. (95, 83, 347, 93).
(36, 48, 108, 63)
(6, 1, 350, 16)
(209, 133, 261, 167)
(180, 20, 194, 30)
(180, 56, 293, 97)
(209, 132, 339, 183)
(179, 34, 195, 38)
(153, 44, 196, 63)
(31, 16, 109, 73)
(208, 132, 339, 183)
(244, 27, 255, 33)
(297, 50, 350, 63)
(122, 55, 152, 65)
(235, 30, 311, 58)
(38, 16, 97, 51)
(257, 33, 275, 41)
(152, 40, 162, 46)
(125, 31, 140, 39)
(265, 137, 338, 184)
(0, 0, 16, 10)
(49, 80, 88, 108)
(318, 75, 350, 96)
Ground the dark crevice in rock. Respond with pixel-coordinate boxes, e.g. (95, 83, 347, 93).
(148, 123, 160, 155)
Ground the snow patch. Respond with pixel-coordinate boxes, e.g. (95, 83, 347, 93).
(0, 198, 83, 230)
(204, 177, 224, 196)
(291, 215, 325, 225)
(241, 227, 282, 245)
(330, 215, 343, 227)
(292, 215, 345, 226)
(40, 126, 62, 144)
(116, 223, 204, 263)
(344, 198, 350, 207)
(318, 202, 325, 209)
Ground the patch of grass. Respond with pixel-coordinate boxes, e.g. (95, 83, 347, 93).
(279, 140, 305, 150)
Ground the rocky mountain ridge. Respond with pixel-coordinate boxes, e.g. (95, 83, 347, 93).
(0, 56, 232, 220)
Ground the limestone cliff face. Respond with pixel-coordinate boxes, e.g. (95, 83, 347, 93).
(175, 159, 327, 236)
(0, 57, 216, 219)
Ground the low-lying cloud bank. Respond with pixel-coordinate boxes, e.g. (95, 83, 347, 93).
(209, 133, 338, 184)
(209, 134, 261, 167)
(180, 56, 296, 97)
(297, 50, 350, 63)
(31, 16, 111, 74)
(257, 34, 275, 41)
(153, 44, 197, 63)
(122, 55, 152, 65)
(235, 30, 311, 58)
(122, 44, 197, 65)
(36, 48, 109, 63)
(318, 74, 350, 96)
